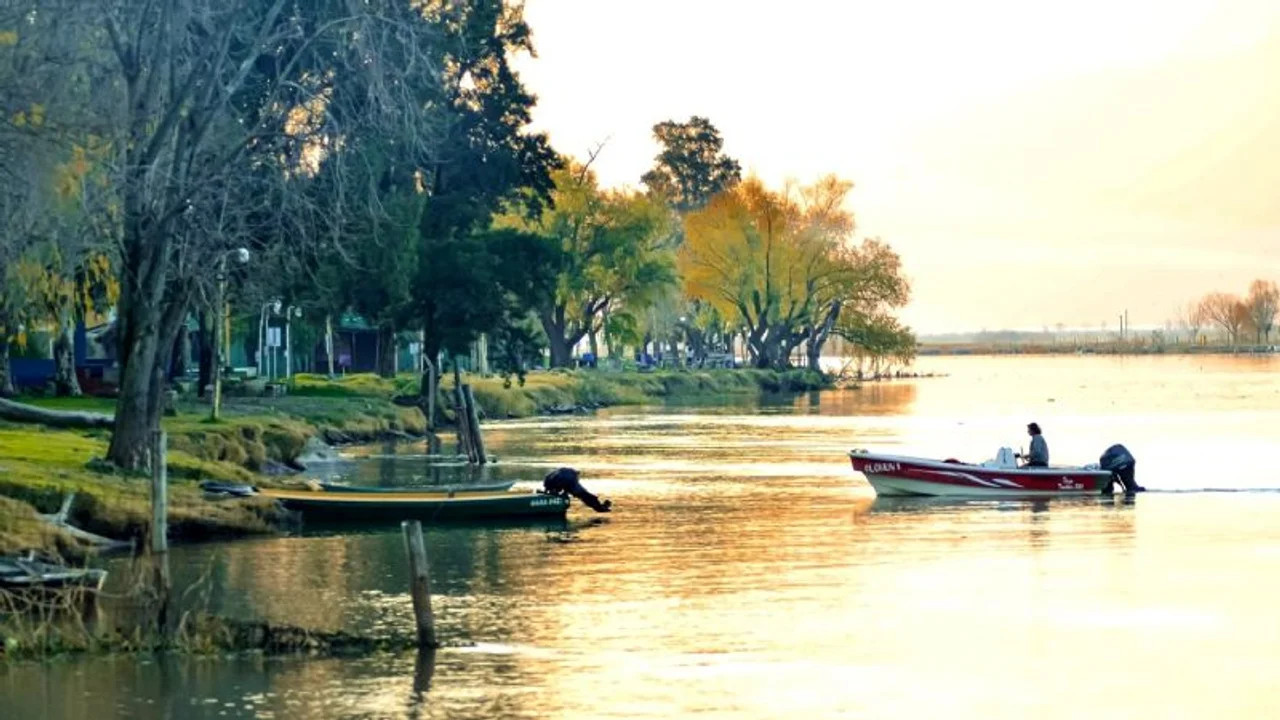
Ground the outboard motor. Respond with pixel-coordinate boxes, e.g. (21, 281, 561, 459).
(1099, 444, 1144, 494)
(543, 467, 612, 512)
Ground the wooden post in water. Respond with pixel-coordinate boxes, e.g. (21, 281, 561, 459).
(151, 430, 169, 555)
(401, 520, 438, 648)
(454, 383, 474, 462)
(150, 429, 171, 630)
(464, 384, 487, 465)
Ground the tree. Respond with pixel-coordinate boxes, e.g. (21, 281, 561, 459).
(496, 163, 677, 367)
(680, 176, 909, 369)
(802, 236, 909, 370)
(641, 116, 741, 213)
(0, 191, 41, 398)
(836, 313, 917, 377)
(1245, 279, 1278, 343)
(1197, 292, 1248, 345)
(1178, 301, 1206, 345)
(0, 3, 99, 397)
(68, 0, 454, 470)
(408, 1, 559, 392)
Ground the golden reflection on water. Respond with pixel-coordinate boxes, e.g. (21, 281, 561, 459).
(4, 355, 1280, 718)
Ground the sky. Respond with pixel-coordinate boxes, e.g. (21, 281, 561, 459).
(512, 0, 1280, 334)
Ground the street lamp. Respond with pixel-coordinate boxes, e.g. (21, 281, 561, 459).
(258, 298, 282, 379)
(211, 247, 250, 421)
(284, 305, 302, 380)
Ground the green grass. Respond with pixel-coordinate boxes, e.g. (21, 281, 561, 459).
(289, 372, 416, 399)
(0, 423, 284, 557)
(464, 367, 828, 419)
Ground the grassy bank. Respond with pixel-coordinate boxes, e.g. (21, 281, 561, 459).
(292, 366, 829, 419)
(0, 394, 426, 557)
(0, 422, 286, 558)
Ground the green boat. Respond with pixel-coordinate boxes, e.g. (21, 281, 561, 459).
(316, 479, 515, 494)
(260, 487, 569, 522)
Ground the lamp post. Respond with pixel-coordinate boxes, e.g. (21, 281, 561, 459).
(258, 298, 282, 379)
(284, 305, 301, 379)
(211, 247, 250, 421)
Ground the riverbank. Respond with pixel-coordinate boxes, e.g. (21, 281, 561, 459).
(0, 368, 828, 558)
(292, 366, 829, 418)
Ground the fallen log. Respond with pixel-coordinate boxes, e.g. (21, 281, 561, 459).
(0, 398, 114, 429)
(40, 494, 133, 552)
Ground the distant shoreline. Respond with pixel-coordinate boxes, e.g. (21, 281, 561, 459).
(917, 343, 1278, 356)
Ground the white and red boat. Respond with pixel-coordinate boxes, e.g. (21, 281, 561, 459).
(849, 448, 1116, 497)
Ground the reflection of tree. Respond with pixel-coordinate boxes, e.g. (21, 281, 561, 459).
(790, 383, 918, 417)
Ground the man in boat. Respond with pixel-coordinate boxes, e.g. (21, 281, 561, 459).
(1018, 422, 1049, 467)
(543, 467, 612, 512)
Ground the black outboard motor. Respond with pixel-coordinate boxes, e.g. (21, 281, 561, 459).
(543, 467, 612, 512)
(1099, 444, 1144, 494)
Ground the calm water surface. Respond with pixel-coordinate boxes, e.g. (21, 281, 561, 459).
(4, 355, 1280, 719)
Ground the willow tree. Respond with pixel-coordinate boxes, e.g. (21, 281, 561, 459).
(680, 176, 909, 369)
(836, 313, 917, 377)
(496, 162, 676, 367)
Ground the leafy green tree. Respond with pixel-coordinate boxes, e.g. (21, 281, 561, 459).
(836, 313, 916, 377)
(407, 2, 559, 392)
(497, 163, 677, 367)
(641, 116, 742, 213)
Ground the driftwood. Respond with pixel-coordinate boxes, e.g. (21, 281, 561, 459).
(0, 398, 114, 429)
(40, 494, 133, 552)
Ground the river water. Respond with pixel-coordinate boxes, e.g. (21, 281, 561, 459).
(4, 354, 1280, 719)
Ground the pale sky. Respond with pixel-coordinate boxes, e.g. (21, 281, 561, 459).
(513, 0, 1280, 334)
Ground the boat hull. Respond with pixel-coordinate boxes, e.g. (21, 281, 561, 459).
(260, 489, 569, 522)
(849, 451, 1115, 497)
(316, 480, 516, 494)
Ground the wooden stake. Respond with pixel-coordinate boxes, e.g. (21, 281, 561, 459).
(151, 430, 168, 556)
(454, 383, 474, 462)
(464, 384, 487, 465)
(151, 428, 171, 631)
(401, 520, 437, 647)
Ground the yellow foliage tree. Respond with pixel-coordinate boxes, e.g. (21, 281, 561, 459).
(681, 176, 909, 368)
(496, 162, 676, 366)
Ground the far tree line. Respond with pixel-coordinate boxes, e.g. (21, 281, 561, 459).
(1181, 279, 1279, 345)
(0, 1, 913, 472)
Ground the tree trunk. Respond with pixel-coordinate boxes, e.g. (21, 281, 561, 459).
(419, 355, 438, 431)
(805, 301, 842, 371)
(107, 304, 162, 471)
(0, 336, 15, 398)
(747, 324, 771, 368)
(175, 323, 191, 379)
(146, 295, 190, 428)
(53, 311, 82, 397)
(325, 314, 335, 377)
(196, 310, 213, 398)
(107, 239, 177, 470)
(377, 325, 397, 379)
(539, 309, 576, 368)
